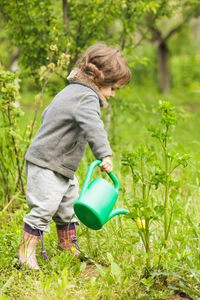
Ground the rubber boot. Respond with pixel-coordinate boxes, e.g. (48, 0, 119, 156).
(18, 230, 40, 270)
(56, 223, 80, 258)
(18, 223, 48, 270)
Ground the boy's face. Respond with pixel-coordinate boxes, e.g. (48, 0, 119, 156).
(100, 84, 121, 100)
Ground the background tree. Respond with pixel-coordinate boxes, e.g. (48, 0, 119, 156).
(107, 0, 200, 94)
(0, 0, 57, 76)
(137, 0, 200, 93)
(0, 0, 119, 79)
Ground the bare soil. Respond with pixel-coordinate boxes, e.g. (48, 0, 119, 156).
(83, 264, 99, 278)
(168, 293, 192, 300)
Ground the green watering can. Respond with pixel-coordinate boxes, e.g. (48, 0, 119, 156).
(73, 160, 129, 230)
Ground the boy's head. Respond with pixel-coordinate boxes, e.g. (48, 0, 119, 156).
(76, 43, 131, 94)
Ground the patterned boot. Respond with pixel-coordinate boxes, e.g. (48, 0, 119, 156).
(18, 223, 48, 270)
(56, 223, 80, 258)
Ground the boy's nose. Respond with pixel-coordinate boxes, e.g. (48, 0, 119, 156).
(111, 90, 115, 97)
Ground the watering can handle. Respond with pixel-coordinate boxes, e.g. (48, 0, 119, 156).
(79, 160, 119, 198)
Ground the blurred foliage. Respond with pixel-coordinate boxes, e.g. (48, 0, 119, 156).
(0, 0, 199, 93)
(0, 68, 28, 206)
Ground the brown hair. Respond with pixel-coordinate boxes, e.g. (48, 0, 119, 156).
(76, 43, 131, 88)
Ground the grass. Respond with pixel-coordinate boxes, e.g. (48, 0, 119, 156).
(1, 208, 196, 299)
(1, 81, 200, 299)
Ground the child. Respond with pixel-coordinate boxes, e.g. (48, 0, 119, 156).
(18, 43, 131, 269)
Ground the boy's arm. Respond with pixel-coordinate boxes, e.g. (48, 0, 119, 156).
(74, 94, 112, 161)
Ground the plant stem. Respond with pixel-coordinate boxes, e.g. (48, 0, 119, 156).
(7, 106, 25, 195)
(145, 184, 152, 270)
(164, 125, 170, 242)
(0, 162, 11, 202)
(141, 157, 151, 270)
(130, 166, 136, 199)
(86, 228, 91, 256)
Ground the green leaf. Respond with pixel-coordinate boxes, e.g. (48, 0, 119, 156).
(111, 262, 121, 279)
(154, 205, 165, 217)
(95, 264, 105, 278)
(80, 262, 87, 273)
(107, 252, 114, 264)
(143, 207, 153, 218)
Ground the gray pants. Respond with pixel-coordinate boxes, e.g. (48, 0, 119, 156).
(23, 162, 79, 233)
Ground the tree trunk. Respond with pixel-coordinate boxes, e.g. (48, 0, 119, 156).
(62, 0, 69, 33)
(157, 40, 170, 94)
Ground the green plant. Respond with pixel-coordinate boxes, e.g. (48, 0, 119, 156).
(122, 101, 190, 272)
(0, 31, 70, 210)
(0, 68, 27, 206)
(149, 101, 190, 243)
(122, 144, 163, 272)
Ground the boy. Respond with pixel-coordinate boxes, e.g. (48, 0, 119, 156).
(18, 43, 131, 269)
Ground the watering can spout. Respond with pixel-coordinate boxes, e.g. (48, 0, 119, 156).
(107, 208, 129, 222)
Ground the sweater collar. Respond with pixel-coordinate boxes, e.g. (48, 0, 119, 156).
(67, 68, 108, 108)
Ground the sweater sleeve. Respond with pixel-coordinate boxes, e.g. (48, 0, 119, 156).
(74, 94, 112, 159)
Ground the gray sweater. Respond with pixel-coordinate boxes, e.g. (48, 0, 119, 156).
(25, 82, 112, 179)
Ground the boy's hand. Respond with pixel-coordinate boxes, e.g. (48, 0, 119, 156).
(99, 157, 113, 173)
